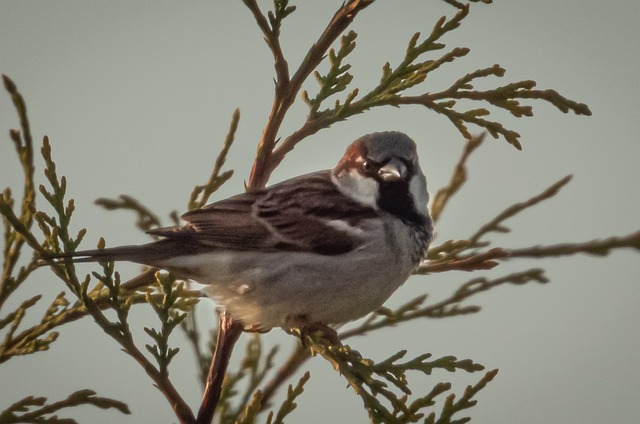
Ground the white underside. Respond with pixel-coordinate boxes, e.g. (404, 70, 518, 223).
(156, 217, 416, 330)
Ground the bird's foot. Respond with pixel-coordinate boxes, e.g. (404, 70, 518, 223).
(284, 316, 342, 347)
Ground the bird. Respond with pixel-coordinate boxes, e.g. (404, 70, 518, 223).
(46, 131, 433, 336)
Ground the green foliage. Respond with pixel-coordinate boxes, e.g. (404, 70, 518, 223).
(0, 390, 130, 424)
(265, 372, 310, 424)
(1, 1, 638, 424)
(0, 75, 203, 423)
(95, 195, 163, 233)
(257, 0, 590, 185)
(188, 109, 239, 211)
(304, 336, 487, 423)
(423, 369, 498, 424)
(302, 30, 358, 117)
(145, 273, 200, 377)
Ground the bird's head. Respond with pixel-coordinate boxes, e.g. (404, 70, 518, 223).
(332, 132, 429, 222)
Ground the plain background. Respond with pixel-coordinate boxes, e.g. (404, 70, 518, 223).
(1, 1, 639, 423)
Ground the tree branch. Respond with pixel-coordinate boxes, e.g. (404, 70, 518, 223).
(507, 231, 640, 259)
(431, 133, 485, 223)
(247, 0, 375, 189)
(196, 312, 244, 424)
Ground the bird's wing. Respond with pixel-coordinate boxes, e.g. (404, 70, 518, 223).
(148, 171, 378, 255)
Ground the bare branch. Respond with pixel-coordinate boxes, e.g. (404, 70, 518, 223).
(507, 231, 640, 259)
(431, 133, 485, 223)
(418, 247, 509, 274)
(468, 175, 573, 246)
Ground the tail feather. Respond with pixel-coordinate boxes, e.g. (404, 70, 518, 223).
(43, 245, 155, 264)
(40, 239, 209, 267)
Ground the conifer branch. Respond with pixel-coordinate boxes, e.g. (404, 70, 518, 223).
(1, 75, 38, 310)
(235, 391, 264, 424)
(3, 2, 635, 423)
(507, 231, 640, 259)
(425, 369, 499, 424)
(95, 195, 162, 233)
(431, 133, 485, 223)
(266, 371, 310, 424)
(245, 0, 375, 188)
(144, 273, 199, 377)
(213, 333, 279, 423)
(468, 174, 573, 246)
(304, 338, 485, 423)
(0, 78, 196, 421)
(188, 109, 239, 211)
(340, 269, 549, 340)
(258, 345, 310, 411)
(418, 232, 640, 275)
(196, 312, 243, 424)
(0, 390, 130, 424)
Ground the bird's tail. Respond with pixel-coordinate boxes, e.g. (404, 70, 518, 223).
(39, 239, 194, 267)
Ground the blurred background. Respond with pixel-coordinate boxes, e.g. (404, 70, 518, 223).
(1, 1, 639, 423)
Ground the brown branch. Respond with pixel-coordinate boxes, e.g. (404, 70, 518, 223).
(507, 231, 640, 259)
(258, 344, 310, 411)
(340, 269, 548, 341)
(247, 0, 375, 189)
(69, 273, 196, 424)
(241, 1, 290, 87)
(267, 3, 471, 172)
(196, 312, 244, 424)
(416, 231, 640, 275)
(431, 133, 485, 223)
(417, 247, 509, 274)
(468, 174, 573, 245)
(121, 333, 196, 424)
(2, 269, 156, 362)
(387, 65, 592, 149)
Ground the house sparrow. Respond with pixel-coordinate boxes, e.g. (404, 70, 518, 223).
(49, 131, 433, 333)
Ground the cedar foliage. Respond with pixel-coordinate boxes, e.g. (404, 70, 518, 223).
(1, 1, 638, 423)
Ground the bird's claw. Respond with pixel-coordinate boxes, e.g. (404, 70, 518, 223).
(284, 316, 342, 347)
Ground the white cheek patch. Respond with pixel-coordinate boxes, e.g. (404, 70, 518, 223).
(409, 173, 428, 215)
(332, 169, 379, 208)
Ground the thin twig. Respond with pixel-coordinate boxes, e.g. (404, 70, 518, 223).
(1, 267, 156, 356)
(258, 344, 309, 410)
(241, 1, 290, 87)
(468, 174, 573, 245)
(431, 133, 485, 223)
(65, 268, 197, 423)
(507, 231, 640, 258)
(415, 231, 640, 274)
(418, 247, 509, 274)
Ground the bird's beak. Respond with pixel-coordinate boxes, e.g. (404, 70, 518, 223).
(378, 158, 407, 182)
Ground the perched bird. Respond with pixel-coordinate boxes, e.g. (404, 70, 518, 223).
(48, 132, 433, 334)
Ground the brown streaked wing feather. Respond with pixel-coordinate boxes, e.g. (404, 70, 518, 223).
(147, 171, 378, 255)
(253, 172, 378, 254)
(148, 190, 274, 250)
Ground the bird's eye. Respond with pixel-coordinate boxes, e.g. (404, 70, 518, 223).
(361, 160, 376, 174)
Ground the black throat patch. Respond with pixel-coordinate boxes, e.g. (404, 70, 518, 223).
(377, 180, 426, 227)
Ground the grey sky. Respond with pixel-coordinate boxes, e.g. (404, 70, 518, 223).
(1, 1, 639, 423)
